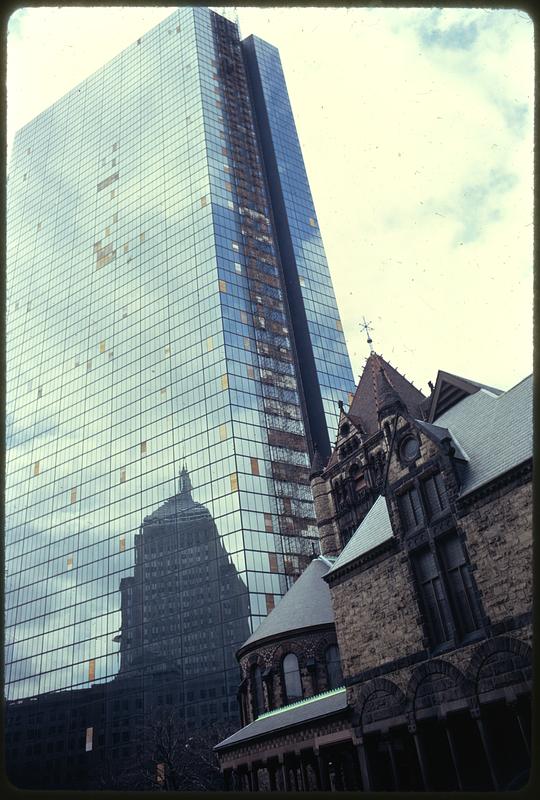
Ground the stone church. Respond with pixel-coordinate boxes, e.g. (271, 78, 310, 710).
(215, 351, 532, 791)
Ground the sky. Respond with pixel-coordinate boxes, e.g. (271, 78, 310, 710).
(7, 4, 534, 394)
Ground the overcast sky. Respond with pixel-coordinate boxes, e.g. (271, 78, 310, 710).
(7, 5, 534, 394)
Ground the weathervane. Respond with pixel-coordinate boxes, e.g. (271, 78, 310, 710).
(360, 316, 375, 353)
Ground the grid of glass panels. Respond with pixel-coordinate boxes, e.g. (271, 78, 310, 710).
(243, 36, 356, 433)
(6, 9, 351, 761)
(6, 14, 360, 785)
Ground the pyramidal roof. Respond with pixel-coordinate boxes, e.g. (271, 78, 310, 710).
(349, 352, 426, 437)
(239, 556, 335, 653)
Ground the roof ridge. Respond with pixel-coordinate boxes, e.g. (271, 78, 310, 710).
(257, 686, 346, 720)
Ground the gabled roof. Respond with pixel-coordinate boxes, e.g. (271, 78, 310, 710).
(433, 374, 532, 497)
(326, 374, 531, 575)
(326, 405, 366, 469)
(239, 556, 335, 652)
(326, 495, 394, 576)
(415, 419, 469, 462)
(214, 687, 348, 751)
(349, 352, 426, 437)
(426, 370, 503, 422)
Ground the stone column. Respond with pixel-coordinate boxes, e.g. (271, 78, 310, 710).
(355, 737, 372, 791)
(510, 700, 530, 757)
(268, 761, 278, 792)
(278, 754, 290, 792)
(310, 751, 322, 789)
(408, 721, 431, 790)
(383, 734, 399, 789)
(299, 753, 309, 791)
(315, 748, 331, 790)
(244, 766, 253, 792)
(251, 764, 259, 792)
(471, 708, 499, 790)
(230, 768, 240, 792)
(443, 719, 463, 790)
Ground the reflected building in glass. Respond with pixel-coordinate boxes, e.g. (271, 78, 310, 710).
(5, 6, 355, 784)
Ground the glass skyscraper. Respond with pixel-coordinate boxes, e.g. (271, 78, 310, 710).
(5, 7, 354, 788)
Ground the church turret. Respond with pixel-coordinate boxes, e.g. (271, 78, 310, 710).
(376, 364, 405, 425)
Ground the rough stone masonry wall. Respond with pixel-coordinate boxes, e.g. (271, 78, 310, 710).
(311, 475, 341, 557)
(239, 628, 340, 723)
(330, 552, 424, 679)
(459, 476, 533, 626)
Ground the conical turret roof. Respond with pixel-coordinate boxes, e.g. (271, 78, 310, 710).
(349, 352, 426, 436)
(238, 556, 335, 654)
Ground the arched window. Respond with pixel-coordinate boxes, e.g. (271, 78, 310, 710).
(251, 665, 265, 719)
(325, 645, 343, 689)
(282, 653, 303, 703)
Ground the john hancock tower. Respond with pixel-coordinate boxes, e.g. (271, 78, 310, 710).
(5, 6, 355, 779)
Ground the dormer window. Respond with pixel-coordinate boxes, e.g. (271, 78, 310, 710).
(340, 422, 350, 436)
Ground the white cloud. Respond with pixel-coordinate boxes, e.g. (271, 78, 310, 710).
(7, 6, 533, 394)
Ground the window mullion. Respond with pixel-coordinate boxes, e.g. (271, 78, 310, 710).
(431, 541, 458, 643)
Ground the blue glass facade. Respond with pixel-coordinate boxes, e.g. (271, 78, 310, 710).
(242, 35, 356, 442)
(5, 7, 354, 787)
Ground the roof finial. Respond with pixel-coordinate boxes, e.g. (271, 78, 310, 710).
(361, 316, 375, 353)
(177, 462, 192, 497)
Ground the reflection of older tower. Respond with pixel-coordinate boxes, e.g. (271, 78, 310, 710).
(117, 466, 251, 727)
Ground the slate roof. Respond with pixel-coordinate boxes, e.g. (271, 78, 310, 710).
(415, 420, 469, 461)
(349, 352, 426, 437)
(214, 687, 348, 751)
(433, 374, 532, 497)
(326, 374, 531, 574)
(424, 370, 504, 421)
(326, 496, 394, 576)
(240, 557, 335, 651)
